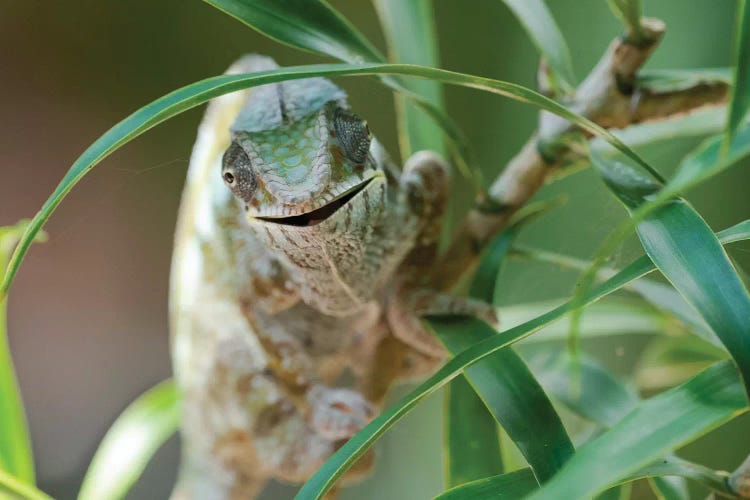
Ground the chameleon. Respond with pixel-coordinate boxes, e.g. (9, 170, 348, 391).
(169, 55, 494, 499)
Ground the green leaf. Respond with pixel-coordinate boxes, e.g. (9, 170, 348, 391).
(670, 122, 750, 194)
(443, 375, 504, 487)
(724, 0, 750, 151)
(437, 467, 538, 500)
(505, 298, 673, 343)
(528, 361, 748, 500)
(296, 221, 750, 499)
(594, 153, 750, 397)
(649, 476, 690, 500)
(439, 223, 574, 484)
(501, 0, 576, 91)
(373, 0, 445, 156)
(201, 0, 383, 63)
(636, 335, 728, 391)
(78, 380, 179, 500)
(436, 455, 735, 500)
(0, 222, 40, 483)
(0, 62, 655, 298)
(511, 243, 714, 342)
(529, 352, 638, 428)
(0, 468, 52, 500)
(435, 320, 574, 484)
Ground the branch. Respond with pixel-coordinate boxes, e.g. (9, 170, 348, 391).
(430, 18, 729, 292)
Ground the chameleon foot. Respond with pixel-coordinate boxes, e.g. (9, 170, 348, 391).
(308, 385, 375, 441)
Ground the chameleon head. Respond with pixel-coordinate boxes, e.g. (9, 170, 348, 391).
(221, 79, 397, 315)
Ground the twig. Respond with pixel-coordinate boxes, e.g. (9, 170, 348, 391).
(430, 18, 729, 292)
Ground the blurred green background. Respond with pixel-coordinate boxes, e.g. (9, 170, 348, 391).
(1, 1, 748, 498)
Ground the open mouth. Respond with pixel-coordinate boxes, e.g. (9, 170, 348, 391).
(256, 178, 372, 227)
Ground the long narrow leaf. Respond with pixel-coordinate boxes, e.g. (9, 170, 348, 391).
(437, 454, 735, 500)
(0, 468, 52, 500)
(594, 153, 750, 396)
(1, 62, 656, 297)
(296, 221, 750, 499)
(443, 375, 504, 487)
(502, 0, 576, 90)
(201, 0, 383, 63)
(725, 0, 750, 151)
(79, 380, 179, 500)
(528, 362, 747, 499)
(373, 0, 445, 156)
(436, 321, 574, 483)
(0, 222, 38, 483)
(439, 226, 574, 483)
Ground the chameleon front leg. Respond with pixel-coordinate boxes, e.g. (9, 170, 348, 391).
(387, 151, 499, 360)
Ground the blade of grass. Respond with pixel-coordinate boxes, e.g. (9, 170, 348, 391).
(0, 62, 656, 298)
(201, 0, 384, 63)
(724, 0, 750, 152)
(0, 222, 41, 483)
(443, 375, 504, 487)
(594, 152, 750, 397)
(501, 0, 576, 91)
(296, 221, 750, 499)
(78, 380, 179, 500)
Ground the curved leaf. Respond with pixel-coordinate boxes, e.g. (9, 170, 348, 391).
(78, 380, 179, 500)
(443, 375, 504, 487)
(501, 0, 576, 90)
(594, 152, 750, 397)
(201, 0, 383, 63)
(1, 62, 654, 297)
(436, 455, 735, 500)
(0, 468, 52, 500)
(439, 223, 574, 484)
(437, 468, 538, 500)
(435, 320, 574, 483)
(296, 221, 750, 499)
(0, 222, 40, 483)
(528, 361, 748, 500)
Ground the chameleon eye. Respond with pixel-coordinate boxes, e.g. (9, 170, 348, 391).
(222, 141, 257, 204)
(333, 108, 371, 165)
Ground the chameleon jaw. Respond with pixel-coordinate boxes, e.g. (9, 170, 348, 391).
(253, 177, 374, 227)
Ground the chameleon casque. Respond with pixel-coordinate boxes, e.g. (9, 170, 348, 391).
(170, 55, 493, 499)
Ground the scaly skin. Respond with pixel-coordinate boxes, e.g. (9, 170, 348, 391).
(169, 55, 493, 499)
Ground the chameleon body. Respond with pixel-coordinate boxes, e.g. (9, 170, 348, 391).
(169, 55, 492, 499)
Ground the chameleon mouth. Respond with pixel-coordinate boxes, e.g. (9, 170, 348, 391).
(256, 178, 373, 227)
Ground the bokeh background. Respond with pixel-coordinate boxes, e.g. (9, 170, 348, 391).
(2, 1, 749, 498)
